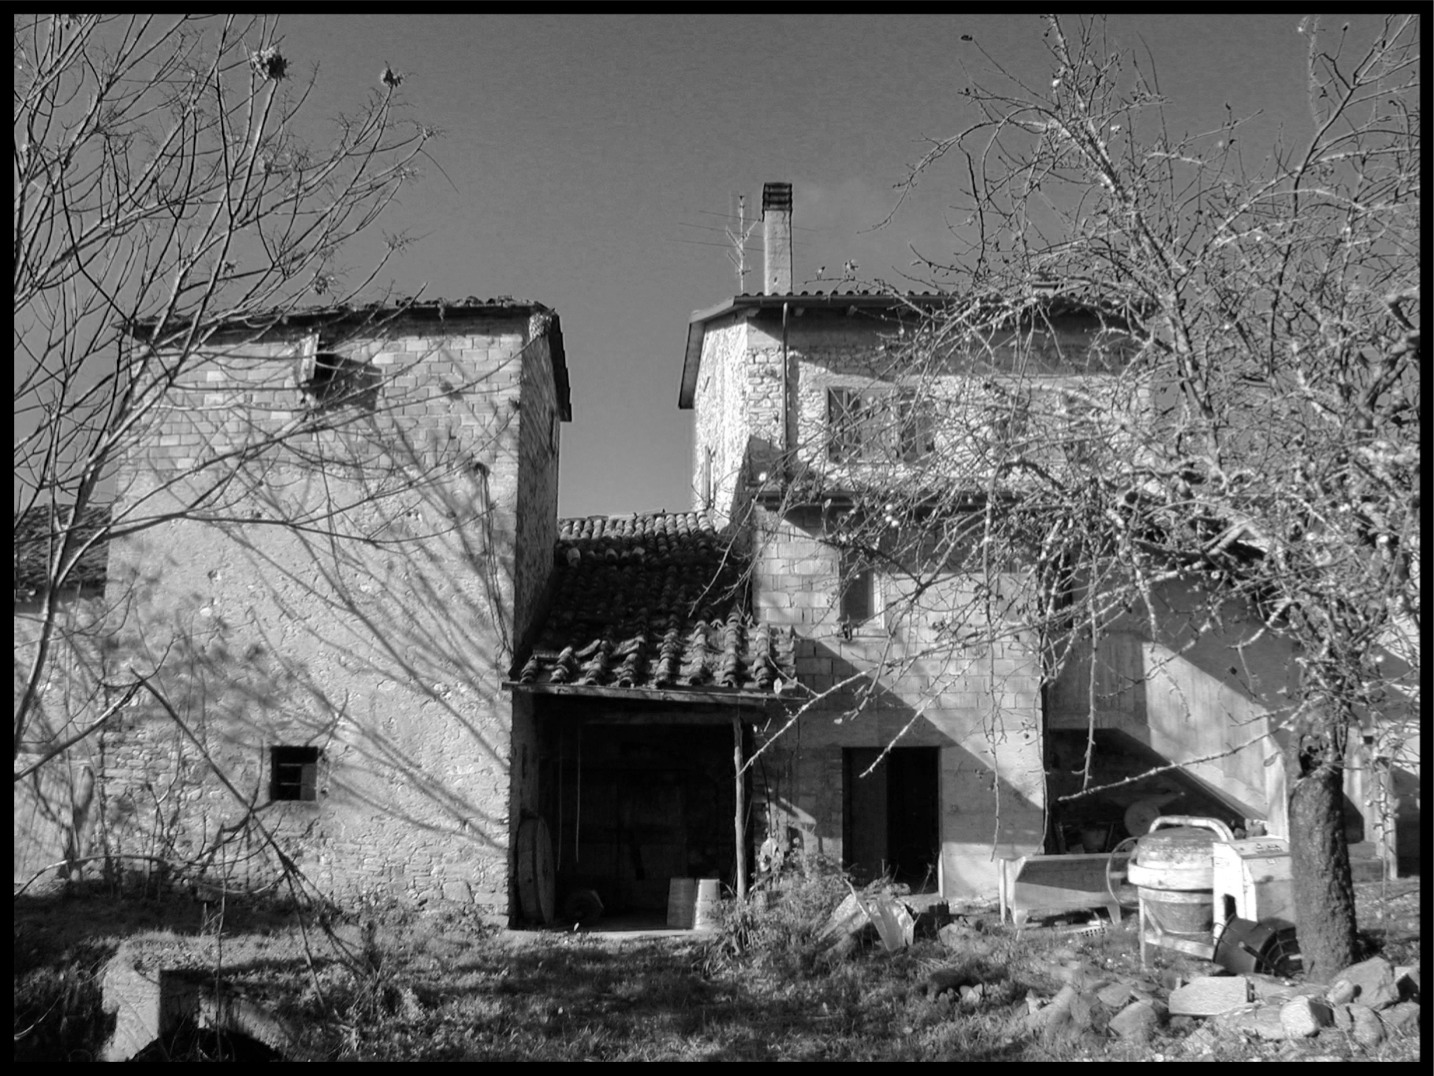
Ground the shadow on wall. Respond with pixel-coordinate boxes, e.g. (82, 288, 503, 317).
(15, 590, 122, 889)
(752, 637, 1044, 898)
(98, 428, 523, 908)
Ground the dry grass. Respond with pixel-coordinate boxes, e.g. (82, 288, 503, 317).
(13, 873, 1421, 1062)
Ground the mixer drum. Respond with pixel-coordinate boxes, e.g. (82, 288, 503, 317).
(1127, 824, 1222, 937)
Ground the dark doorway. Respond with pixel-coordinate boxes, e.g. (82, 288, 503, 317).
(843, 747, 940, 891)
(548, 720, 745, 914)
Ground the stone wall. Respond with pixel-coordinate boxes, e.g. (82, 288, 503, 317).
(783, 312, 1142, 488)
(14, 592, 113, 887)
(97, 311, 559, 921)
(685, 305, 1178, 898)
(690, 316, 750, 524)
(507, 314, 564, 906)
(749, 504, 1045, 898)
(687, 308, 1049, 898)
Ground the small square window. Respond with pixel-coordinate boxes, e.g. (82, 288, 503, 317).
(303, 352, 380, 413)
(270, 745, 320, 802)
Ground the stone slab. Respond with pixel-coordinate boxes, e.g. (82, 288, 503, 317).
(1168, 975, 1252, 1016)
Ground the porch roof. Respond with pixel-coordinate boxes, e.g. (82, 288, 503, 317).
(512, 511, 795, 700)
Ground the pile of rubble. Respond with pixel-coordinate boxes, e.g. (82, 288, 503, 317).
(1015, 951, 1420, 1051)
(819, 891, 1420, 1055)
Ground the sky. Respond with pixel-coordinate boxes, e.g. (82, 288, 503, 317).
(272, 13, 1397, 518)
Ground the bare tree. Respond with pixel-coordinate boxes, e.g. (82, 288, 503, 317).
(764, 15, 1418, 981)
(13, 14, 437, 876)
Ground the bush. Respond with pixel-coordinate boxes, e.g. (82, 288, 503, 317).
(700, 854, 853, 974)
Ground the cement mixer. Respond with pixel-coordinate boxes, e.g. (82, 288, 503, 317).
(1126, 815, 1234, 964)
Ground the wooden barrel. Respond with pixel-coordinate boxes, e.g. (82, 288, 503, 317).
(516, 817, 555, 925)
(692, 878, 721, 931)
(666, 878, 695, 929)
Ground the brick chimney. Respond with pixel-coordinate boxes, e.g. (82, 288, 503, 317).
(762, 182, 793, 295)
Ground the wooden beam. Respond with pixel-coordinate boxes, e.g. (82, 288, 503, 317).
(506, 681, 777, 710)
(734, 715, 747, 900)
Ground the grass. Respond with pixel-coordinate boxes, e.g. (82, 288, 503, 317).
(13, 868, 1422, 1062)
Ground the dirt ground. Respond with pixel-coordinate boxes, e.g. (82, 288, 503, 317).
(13, 875, 1421, 1061)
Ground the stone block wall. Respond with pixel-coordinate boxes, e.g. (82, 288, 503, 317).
(690, 316, 750, 524)
(14, 592, 118, 888)
(782, 312, 1143, 490)
(97, 310, 562, 921)
(749, 505, 1045, 898)
(689, 305, 1052, 899)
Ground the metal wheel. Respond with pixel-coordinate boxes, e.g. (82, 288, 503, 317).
(1106, 836, 1140, 911)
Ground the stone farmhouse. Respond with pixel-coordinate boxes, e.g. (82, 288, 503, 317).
(667, 184, 1414, 893)
(15, 186, 1415, 924)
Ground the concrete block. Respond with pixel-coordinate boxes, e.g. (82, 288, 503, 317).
(100, 954, 200, 1062)
(1169, 976, 1253, 1016)
(1279, 995, 1334, 1038)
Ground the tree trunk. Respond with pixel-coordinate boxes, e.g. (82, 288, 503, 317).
(1288, 756, 1359, 982)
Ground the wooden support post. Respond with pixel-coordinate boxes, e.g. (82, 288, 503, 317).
(734, 715, 747, 900)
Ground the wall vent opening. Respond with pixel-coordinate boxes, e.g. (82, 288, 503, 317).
(270, 745, 321, 802)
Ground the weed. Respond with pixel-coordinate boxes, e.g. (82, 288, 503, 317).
(699, 853, 851, 975)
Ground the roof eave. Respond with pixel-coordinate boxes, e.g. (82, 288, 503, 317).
(543, 312, 573, 422)
(679, 298, 746, 410)
(505, 680, 783, 709)
(679, 293, 952, 410)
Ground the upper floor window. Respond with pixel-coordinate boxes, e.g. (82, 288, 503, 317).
(827, 388, 934, 464)
(303, 351, 381, 413)
(1056, 390, 1100, 467)
(985, 382, 1112, 467)
(895, 391, 936, 461)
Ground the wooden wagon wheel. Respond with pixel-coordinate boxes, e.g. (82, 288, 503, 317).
(517, 816, 555, 924)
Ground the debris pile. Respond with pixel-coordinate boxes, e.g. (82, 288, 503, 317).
(923, 915, 1421, 1055)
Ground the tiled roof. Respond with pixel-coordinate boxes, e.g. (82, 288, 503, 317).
(516, 511, 795, 695)
(14, 504, 110, 598)
(730, 289, 949, 301)
(128, 295, 555, 333)
(127, 295, 572, 421)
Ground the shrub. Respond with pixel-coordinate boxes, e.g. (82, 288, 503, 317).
(700, 854, 853, 974)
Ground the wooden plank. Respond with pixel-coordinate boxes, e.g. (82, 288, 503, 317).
(733, 715, 746, 900)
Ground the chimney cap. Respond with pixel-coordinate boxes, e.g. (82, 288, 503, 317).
(762, 182, 792, 214)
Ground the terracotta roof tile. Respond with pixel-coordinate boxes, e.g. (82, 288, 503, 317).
(517, 510, 794, 696)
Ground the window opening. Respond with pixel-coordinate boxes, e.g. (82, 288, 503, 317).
(827, 388, 867, 462)
(827, 386, 934, 463)
(270, 745, 320, 802)
(895, 390, 935, 461)
(303, 351, 380, 413)
(1059, 391, 1099, 466)
(839, 546, 875, 630)
(990, 388, 1032, 451)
